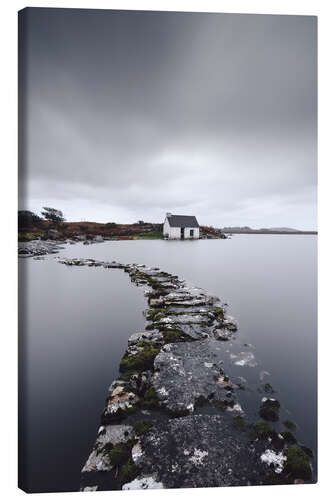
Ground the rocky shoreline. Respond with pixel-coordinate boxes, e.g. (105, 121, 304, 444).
(52, 256, 314, 491)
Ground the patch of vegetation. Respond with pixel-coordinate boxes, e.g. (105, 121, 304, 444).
(162, 329, 193, 343)
(259, 399, 280, 422)
(102, 439, 136, 467)
(283, 419, 297, 431)
(232, 415, 246, 431)
(285, 446, 312, 480)
(119, 343, 161, 373)
(120, 459, 139, 486)
(146, 308, 167, 321)
(142, 386, 160, 410)
(18, 231, 45, 242)
(137, 230, 163, 239)
(300, 446, 314, 459)
(251, 421, 277, 440)
(101, 404, 139, 425)
(134, 420, 153, 436)
(281, 431, 297, 444)
(214, 307, 224, 319)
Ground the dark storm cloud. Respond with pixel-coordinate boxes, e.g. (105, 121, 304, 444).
(19, 8, 317, 228)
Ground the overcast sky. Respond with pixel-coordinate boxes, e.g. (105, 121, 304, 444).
(19, 8, 317, 229)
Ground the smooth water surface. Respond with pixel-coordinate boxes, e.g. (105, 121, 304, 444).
(19, 235, 317, 491)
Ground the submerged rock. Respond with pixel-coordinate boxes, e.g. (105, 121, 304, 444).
(230, 351, 257, 367)
(214, 328, 232, 341)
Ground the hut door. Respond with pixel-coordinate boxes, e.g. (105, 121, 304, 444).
(181, 227, 185, 239)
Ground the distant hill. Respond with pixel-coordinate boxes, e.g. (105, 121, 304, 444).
(261, 227, 300, 233)
(220, 226, 316, 235)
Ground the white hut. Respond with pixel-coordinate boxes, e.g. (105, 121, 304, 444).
(163, 213, 200, 240)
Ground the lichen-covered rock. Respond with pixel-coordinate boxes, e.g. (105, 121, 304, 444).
(102, 391, 139, 423)
(153, 340, 240, 413)
(81, 425, 134, 473)
(260, 449, 287, 474)
(138, 415, 272, 488)
(128, 330, 163, 347)
(122, 476, 164, 490)
(53, 258, 313, 490)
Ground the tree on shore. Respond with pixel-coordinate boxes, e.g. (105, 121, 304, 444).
(41, 207, 65, 226)
(18, 210, 43, 229)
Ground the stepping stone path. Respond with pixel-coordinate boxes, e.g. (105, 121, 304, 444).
(55, 257, 314, 491)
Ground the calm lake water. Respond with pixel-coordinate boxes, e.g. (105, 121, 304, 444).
(19, 235, 317, 492)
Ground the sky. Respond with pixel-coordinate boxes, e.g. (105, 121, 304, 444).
(19, 8, 317, 229)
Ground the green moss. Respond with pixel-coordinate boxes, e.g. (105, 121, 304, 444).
(252, 421, 277, 439)
(119, 344, 161, 373)
(283, 419, 297, 431)
(285, 446, 312, 480)
(281, 431, 297, 444)
(137, 230, 163, 239)
(120, 460, 139, 485)
(300, 446, 314, 459)
(101, 403, 139, 424)
(162, 329, 193, 343)
(232, 415, 246, 431)
(134, 420, 153, 436)
(142, 386, 160, 409)
(102, 440, 136, 466)
(146, 308, 167, 321)
(18, 231, 45, 242)
(214, 307, 224, 318)
(259, 399, 280, 422)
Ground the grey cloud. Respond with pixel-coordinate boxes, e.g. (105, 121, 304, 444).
(20, 8, 317, 229)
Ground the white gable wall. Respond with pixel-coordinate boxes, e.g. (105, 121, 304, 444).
(163, 217, 180, 239)
(163, 217, 199, 239)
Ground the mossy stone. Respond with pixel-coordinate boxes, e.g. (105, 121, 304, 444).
(285, 446, 312, 480)
(134, 420, 153, 436)
(259, 399, 280, 422)
(119, 343, 161, 373)
(252, 420, 277, 439)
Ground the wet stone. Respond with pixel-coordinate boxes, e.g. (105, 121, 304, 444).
(138, 415, 271, 488)
(81, 425, 134, 473)
(153, 340, 240, 413)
